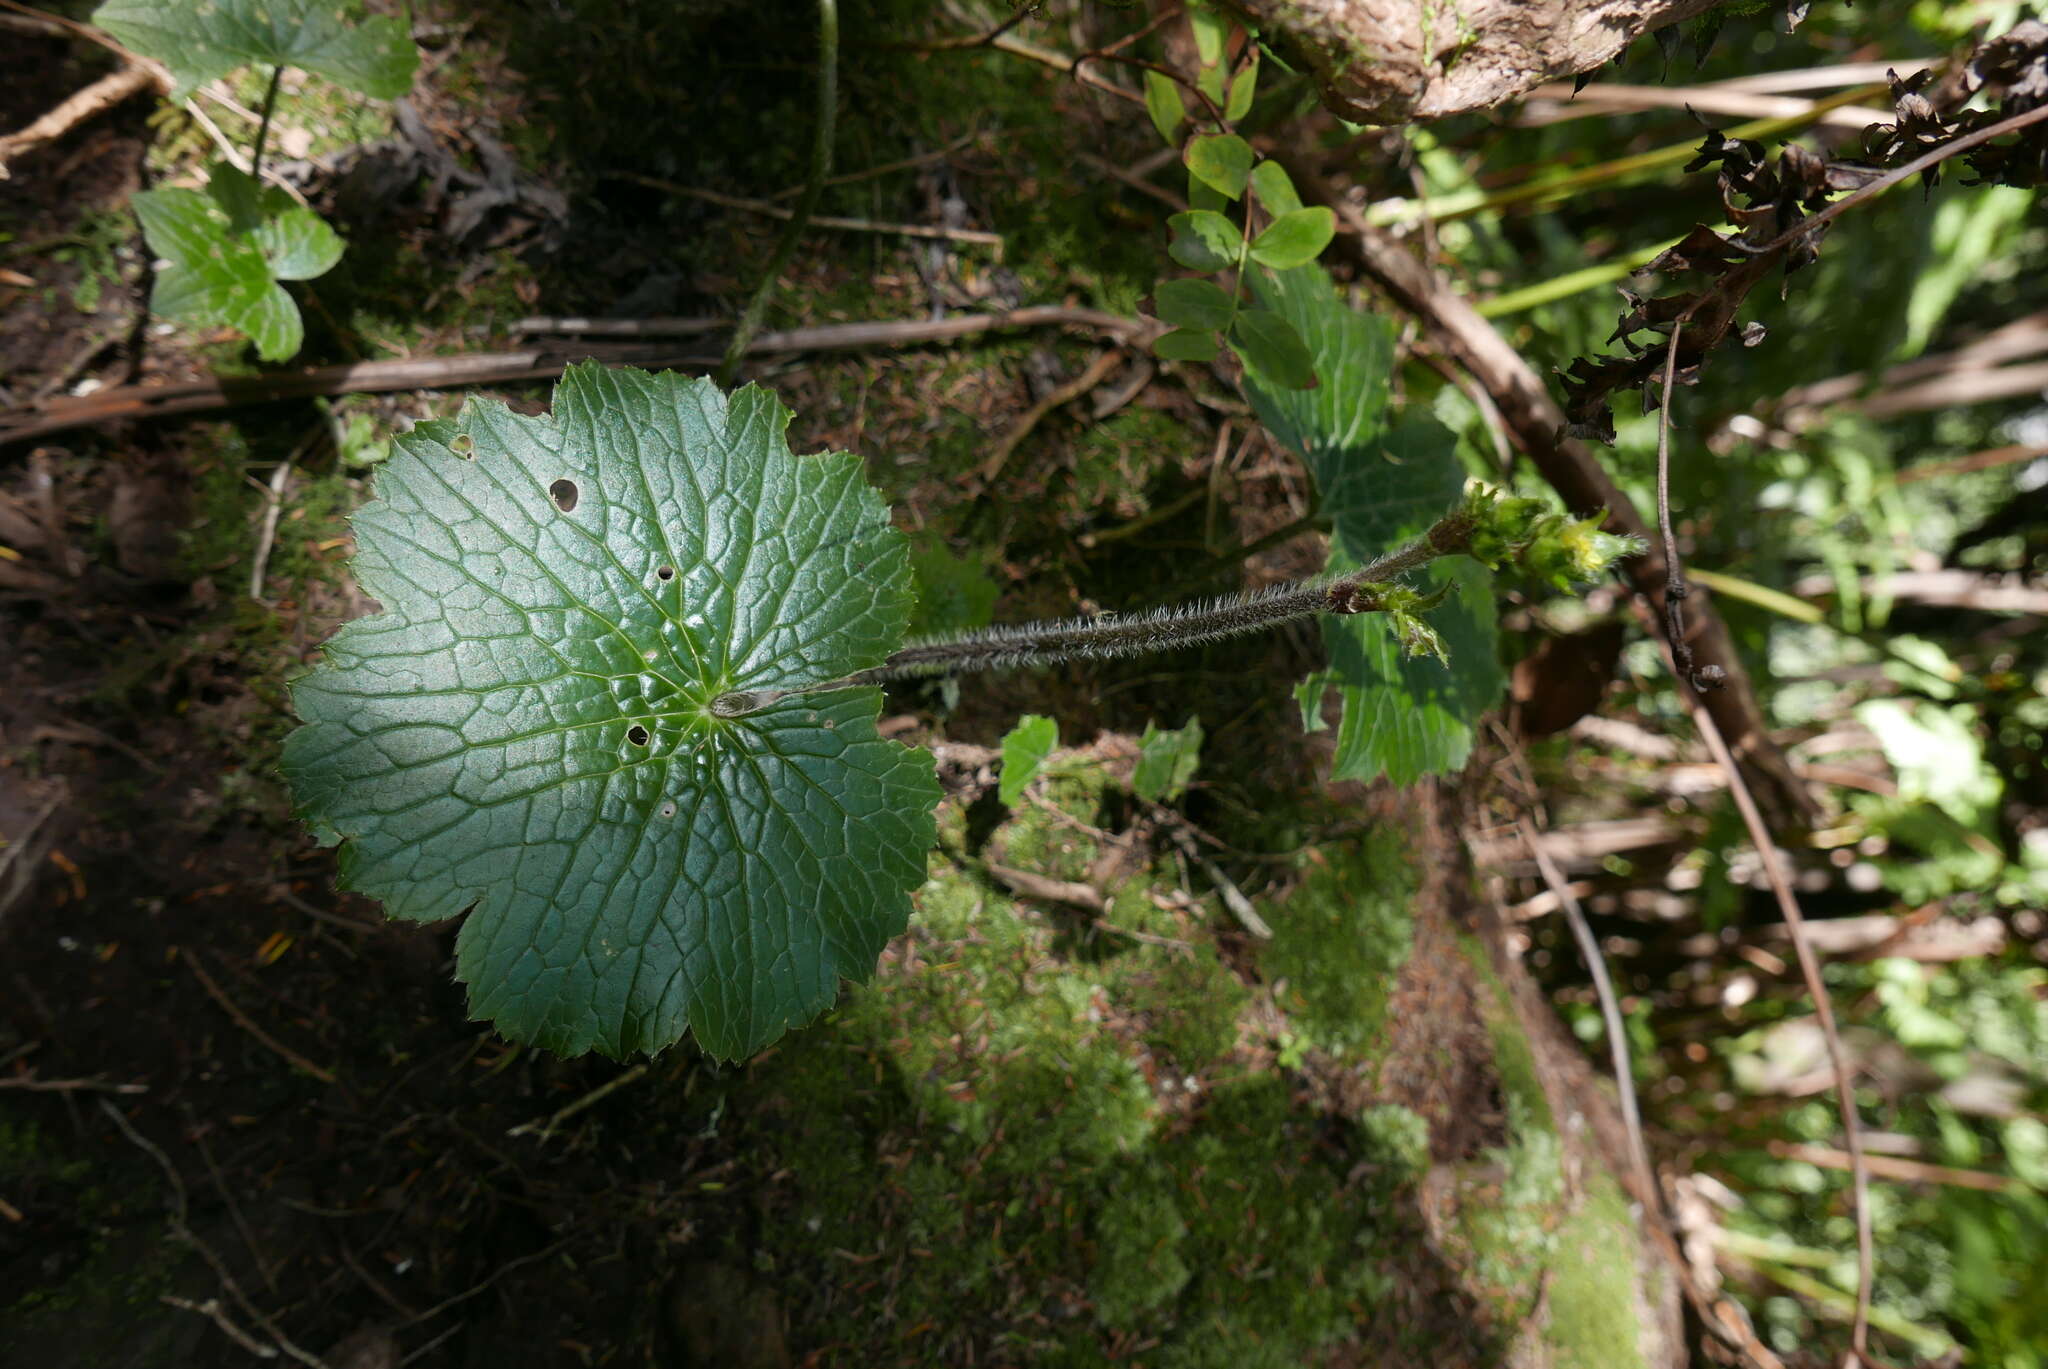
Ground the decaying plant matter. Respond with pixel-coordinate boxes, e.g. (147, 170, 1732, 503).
(1560, 21, 2048, 442)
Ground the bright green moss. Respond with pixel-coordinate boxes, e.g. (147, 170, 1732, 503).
(1257, 828, 1415, 1054)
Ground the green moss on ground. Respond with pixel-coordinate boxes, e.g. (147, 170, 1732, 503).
(1257, 828, 1415, 1055)
(741, 750, 1421, 1365)
(1436, 936, 1655, 1369)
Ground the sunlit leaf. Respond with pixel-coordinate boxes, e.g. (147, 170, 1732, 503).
(281, 365, 941, 1061)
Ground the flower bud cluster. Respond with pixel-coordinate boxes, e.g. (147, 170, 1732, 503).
(1459, 484, 1644, 589)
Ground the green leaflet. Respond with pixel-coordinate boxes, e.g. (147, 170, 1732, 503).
(93, 0, 417, 100)
(1242, 266, 1504, 783)
(1133, 717, 1203, 803)
(281, 365, 941, 1061)
(998, 715, 1059, 806)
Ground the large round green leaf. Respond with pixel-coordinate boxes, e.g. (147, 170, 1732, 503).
(281, 365, 940, 1060)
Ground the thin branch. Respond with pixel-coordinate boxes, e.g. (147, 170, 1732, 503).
(1518, 820, 1652, 1199)
(185, 952, 338, 1086)
(717, 0, 837, 387)
(1634, 602, 1874, 1363)
(614, 176, 1003, 248)
(0, 63, 162, 176)
(2, 307, 1152, 447)
(977, 347, 1125, 483)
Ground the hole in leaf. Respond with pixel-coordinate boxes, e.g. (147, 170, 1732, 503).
(658, 801, 677, 819)
(656, 564, 675, 582)
(450, 432, 475, 457)
(626, 724, 650, 746)
(549, 479, 579, 512)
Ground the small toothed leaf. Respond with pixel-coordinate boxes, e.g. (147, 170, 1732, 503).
(281, 364, 941, 1061)
(1244, 266, 1504, 784)
(132, 162, 343, 360)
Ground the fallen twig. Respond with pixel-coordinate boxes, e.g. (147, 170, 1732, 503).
(1516, 81, 1893, 130)
(505, 1062, 649, 1141)
(1, 306, 1150, 447)
(99, 1099, 328, 1368)
(977, 347, 1126, 483)
(0, 1073, 147, 1093)
(1767, 1140, 2020, 1193)
(0, 62, 163, 176)
(248, 456, 293, 603)
(184, 952, 338, 1086)
(619, 176, 1004, 250)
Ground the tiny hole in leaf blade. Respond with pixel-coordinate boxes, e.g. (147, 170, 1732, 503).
(656, 564, 675, 581)
(626, 724, 650, 746)
(550, 479, 579, 512)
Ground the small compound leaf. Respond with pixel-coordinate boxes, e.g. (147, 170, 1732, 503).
(1184, 133, 1253, 200)
(1155, 277, 1237, 331)
(1133, 717, 1203, 802)
(1152, 328, 1221, 363)
(1226, 49, 1260, 121)
(998, 714, 1059, 806)
(1143, 69, 1184, 145)
(1228, 308, 1315, 389)
(92, 0, 418, 100)
(1248, 207, 1335, 270)
(1248, 160, 1304, 216)
(280, 364, 941, 1061)
(1167, 210, 1240, 272)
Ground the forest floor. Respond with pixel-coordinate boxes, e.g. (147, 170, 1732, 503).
(9, 2, 2043, 1367)
(0, 5, 1599, 1366)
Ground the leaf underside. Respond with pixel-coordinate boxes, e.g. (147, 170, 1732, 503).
(1243, 266, 1504, 784)
(281, 365, 940, 1061)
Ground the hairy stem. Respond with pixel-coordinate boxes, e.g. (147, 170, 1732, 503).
(715, 0, 838, 388)
(714, 511, 1474, 715)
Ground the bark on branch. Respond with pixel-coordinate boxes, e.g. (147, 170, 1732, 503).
(1231, 0, 1725, 123)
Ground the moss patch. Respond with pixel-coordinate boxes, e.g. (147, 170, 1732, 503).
(1257, 827, 1415, 1055)
(739, 752, 1428, 1365)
